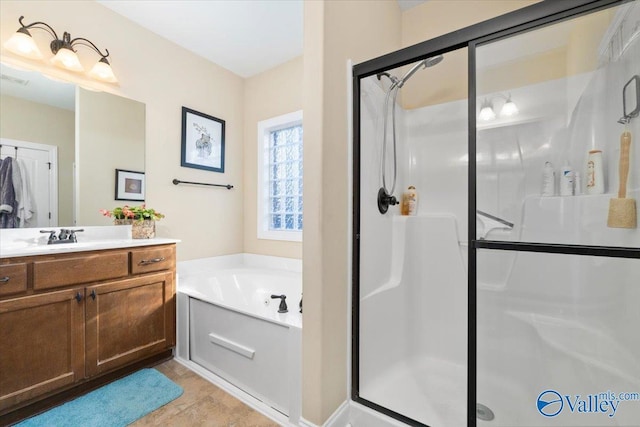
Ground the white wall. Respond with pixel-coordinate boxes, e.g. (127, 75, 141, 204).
(243, 56, 303, 259)
(302, 1, 403, 423)
(0, 1, 245, 261)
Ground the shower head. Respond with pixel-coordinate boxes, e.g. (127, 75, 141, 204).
(425, 54, 443, 67)
(397, 54, 443, 88)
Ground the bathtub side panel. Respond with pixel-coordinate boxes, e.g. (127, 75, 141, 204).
(189, 298, 291, 415)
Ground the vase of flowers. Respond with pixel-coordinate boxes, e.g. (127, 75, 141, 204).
(100, 204, 165, 239)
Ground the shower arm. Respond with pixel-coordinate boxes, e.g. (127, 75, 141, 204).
(377, 72, 400, 90)
(397, 60, 426, 88)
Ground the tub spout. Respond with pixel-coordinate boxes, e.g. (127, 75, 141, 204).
(271, 294, 288, 313)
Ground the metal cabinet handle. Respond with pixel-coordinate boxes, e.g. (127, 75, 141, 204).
(139, 257, 165, 265)
(89, 290, 96, 300)
(0, 276, 9, 283)
(75, 292, 82, 302)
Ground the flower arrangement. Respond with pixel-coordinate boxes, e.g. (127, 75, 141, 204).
(100, 204, 165, 222)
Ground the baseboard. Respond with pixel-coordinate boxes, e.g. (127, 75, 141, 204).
(300, 400, 350, 427)
(324, 400, 350, 427)
(299, 418, 317, 427)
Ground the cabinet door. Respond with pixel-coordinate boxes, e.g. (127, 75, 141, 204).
(0, 289, 85, 411)
(85, 271, 175, 377)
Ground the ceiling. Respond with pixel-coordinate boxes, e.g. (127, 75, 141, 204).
(97, 0, 304, 78)
(0, 63, 75, 111)
(98, 0, 428, 78)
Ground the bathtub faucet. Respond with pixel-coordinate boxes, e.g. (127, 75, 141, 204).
(270, 294, 288, 313)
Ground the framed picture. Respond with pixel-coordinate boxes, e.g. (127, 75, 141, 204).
(181, 107, 225, 173)
(115, 169, 145, 201)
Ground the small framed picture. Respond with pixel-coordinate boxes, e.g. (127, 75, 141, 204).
(181, 107, 225, 173)
(115, 169, 145, 201)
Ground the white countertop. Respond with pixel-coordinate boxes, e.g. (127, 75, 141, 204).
(0, 226, 179, 258)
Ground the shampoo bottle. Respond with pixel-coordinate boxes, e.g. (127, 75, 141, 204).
(542, 162, 555, 196)
(402, 186, 418, 216)
(560, 161, 574, 196)
(586, 149, 604, 194)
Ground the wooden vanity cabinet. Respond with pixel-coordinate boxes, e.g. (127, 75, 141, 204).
(0, 288, 85, 411)
(85, 271, 175, 377)
(0, 244, 176, 420)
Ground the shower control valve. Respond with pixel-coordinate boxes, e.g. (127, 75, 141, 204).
(377, 187, 398, 214)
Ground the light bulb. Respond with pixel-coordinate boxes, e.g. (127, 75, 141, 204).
(479, 105, 496, 121)
(500, 99, 519, 117)
(88, 58, 118, 83)
(51, 47, 84, 72)
(4, 31, 43, 60)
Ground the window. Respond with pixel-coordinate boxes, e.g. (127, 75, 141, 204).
(257, 111, 303, 241)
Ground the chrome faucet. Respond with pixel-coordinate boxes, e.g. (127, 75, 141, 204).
(40, 229, 84, 244)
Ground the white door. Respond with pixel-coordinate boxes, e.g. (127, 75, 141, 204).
(0, 139, 58, 227)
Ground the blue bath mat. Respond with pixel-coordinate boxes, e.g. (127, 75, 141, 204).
(15, 368, 183, 427)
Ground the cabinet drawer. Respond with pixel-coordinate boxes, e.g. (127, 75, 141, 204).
(0, 263, 27, 297)
(130, 245, 175, 275)
(33, 251, 129, 291)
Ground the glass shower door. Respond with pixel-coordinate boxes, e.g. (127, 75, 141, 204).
(475, 3, 640, 425)
(356, 49, 469, 426)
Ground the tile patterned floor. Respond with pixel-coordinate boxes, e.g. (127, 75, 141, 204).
(130, 359, 280, 426)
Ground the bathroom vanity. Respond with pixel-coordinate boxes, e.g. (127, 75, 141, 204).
(0, 232, 177, 423)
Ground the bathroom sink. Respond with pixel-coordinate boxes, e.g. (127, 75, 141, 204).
(22, 242, 96, 251)
(0, 241, 99, 257)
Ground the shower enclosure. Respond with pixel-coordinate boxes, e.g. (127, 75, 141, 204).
(352, 1, 640, 426)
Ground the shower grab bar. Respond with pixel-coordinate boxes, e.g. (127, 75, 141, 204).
(477, 210, 514, 229)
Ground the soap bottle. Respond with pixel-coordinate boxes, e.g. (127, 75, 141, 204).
(541, 161, 555, 196)
(402, 186, 418, 216)
(560, 161, 574, 196)
(400, 192, 409, 215)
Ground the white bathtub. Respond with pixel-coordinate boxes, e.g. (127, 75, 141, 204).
(175, 254, 302, 426)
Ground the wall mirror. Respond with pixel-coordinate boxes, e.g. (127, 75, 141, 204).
(0, 62, 145, 228)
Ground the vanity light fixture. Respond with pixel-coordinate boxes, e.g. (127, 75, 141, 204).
(3, 16, 118, 83)
(478, 93, 518, 122)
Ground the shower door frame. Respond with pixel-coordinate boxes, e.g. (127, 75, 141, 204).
(351, 1, 638, 426)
